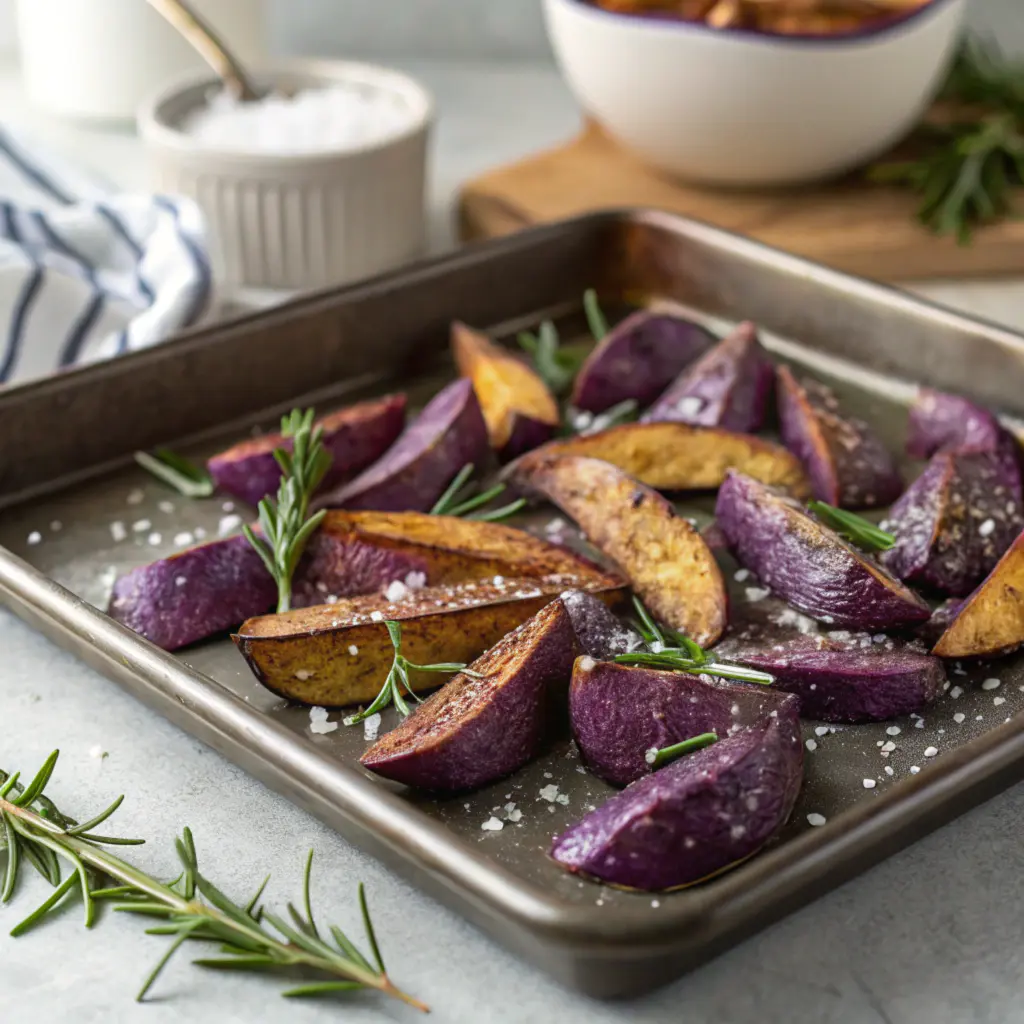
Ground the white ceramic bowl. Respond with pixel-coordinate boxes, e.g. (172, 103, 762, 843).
(138, 60, 432, 293)
(544, 0, 967, 186)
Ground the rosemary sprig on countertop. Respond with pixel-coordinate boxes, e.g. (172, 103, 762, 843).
(430, 463, 527, 522)
(869, 37, 1024, 242)
(645, 732, 719, 771)
(243, 409, 331, 614)
(345, 620, 480, 726)
(133, 449, 215, 498)
(614, 597, 774, 685)
(0, 752, 426, 1011)
(808, 500, 895, 552)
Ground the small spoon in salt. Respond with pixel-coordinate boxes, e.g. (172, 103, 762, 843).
(146, 0, 262, 102)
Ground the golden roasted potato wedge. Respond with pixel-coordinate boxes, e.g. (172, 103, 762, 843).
(234, 571, 624, 707)
(509, 423, 808, 497)
(514, 454, 727, 645)
(451, 321, 559, 459)
(933, 531, 1024, 659)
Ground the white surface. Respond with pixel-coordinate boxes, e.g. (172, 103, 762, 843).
(5, 55, 1024, 1024)
(545, 0, 967, 185)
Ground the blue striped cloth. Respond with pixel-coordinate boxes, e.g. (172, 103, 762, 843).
(0, 127, 211, 386)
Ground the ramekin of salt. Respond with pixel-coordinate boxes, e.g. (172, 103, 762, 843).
(138, 61, 432, 294)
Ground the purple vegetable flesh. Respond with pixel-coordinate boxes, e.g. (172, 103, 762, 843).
(559, 589, 642, 660)
(906, 388, 1007, 459)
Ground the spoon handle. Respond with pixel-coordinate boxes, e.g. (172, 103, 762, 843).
(146, 0, 260, 102)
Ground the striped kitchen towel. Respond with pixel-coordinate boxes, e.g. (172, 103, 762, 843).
(0, 127, 211, 386)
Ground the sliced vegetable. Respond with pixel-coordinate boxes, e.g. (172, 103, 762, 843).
(906, 387, 1007, 459)
(777, 366, 902, 509)
(514, 454, 728, 645)
(360, 599, 578, 792)
(642, 321, 774, 433)
(551, 714, 803, 891)
(233, 571, 624, 706)
(933, 529, 1024, 658)
(881, 448, 1023, 596)
(569, 659, 800, 786)
(560, 589, 642, 659)
(207, 394, 407, 507)
(315, 380, 490, 513)
(451, 321, 559, 460)
(570, 311, 715, 414)
(715, 471, 931, 631)
(508, 422, 808, 496)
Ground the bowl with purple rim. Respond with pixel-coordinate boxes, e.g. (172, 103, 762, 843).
(543, 0, 967, 186)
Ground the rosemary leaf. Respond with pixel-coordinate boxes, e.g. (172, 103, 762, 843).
(430, 463, 524, 522)
(808, 500, 896, 552)
(583, 288, 610, 340)
(645, 732, 719, 770)
(517, 319, 585, 395)
(134, 450, 215, 499)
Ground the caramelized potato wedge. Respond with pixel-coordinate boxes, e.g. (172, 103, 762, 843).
(933, 530, 1024, 659)
(509, 422, 807, 496)
(234, 571, 624, 706)
(510, 454, 727, 645)
(777, 367, 902, 509)
(716, 471, 930, 631)
(360, 599, 578, 791)
(451, 321, 559, 459)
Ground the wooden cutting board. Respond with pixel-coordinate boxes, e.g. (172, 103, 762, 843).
(458, 123, 1024, 281)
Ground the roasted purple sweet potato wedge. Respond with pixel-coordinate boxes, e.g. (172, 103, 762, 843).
(509, 422, 808, 496)
(716, 472, 930, 631)
(315, 379, 490, 512)
(718, 635, 945, 723)
(206, 394, 407, 508)
(360, 599, 578, 791)
(551, 714, 803, 891)
(881, 449, 1023, 597)
(933, 530, 1024, 658)
(234, 570, 625, 706)
(571, 311, 715, 413)
(451, 321, 559, 460)
(560, 590, 643, 659)
(108, 535, 276, 651)
(906, 387, 1007, 459)
(569, 659, 800, 786)
(513, 454, 727, 645)
(642, 321, 774, 433)
(777, 366, 902, 509)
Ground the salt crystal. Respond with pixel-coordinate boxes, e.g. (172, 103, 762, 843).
(914, 719, 925, 728)
(954, 712, 965, 723)
(308, 705, 338, 734)
(194, 527, 206, 539)
(979, 518, 996, 538)
(863, 779, 876, 789)
(924, 746, 938, 757)
(147, 533, 162, 546)
(384, 580, 409, 602)
(994, 696, 1006, 706)
(348, 645, 359, 656)
(651, 900, 660, 908)
(950, 686, 963, 699)
(126, 489, 144, 505)
(734, 569, 750, 582)
(506, 807, 523, 823)
(404, 571, 427, 590)
(815, 726, 829, 737)
(218, 514, 242, 536)
(370, 611, 384, 622)
(173, 531, 194, 546)
(745, 587, 771, 603)
(132, 519, 151, 532)
(222, 501, 235, 512)
(109, 521, 127, 542)
(26, 531, 41, 545)
(538, 784, 561, 803)
(158, 500, 175, 514)
(910, 765, 920, 774)
(578, 656, 596, 673)
(480, 816, 504, 832)
(982, 678, 1001, 691)
(806, 813, 827, 827)
(884, 766, 894, 776)
(886, 726, 901, 736)
(175, 575, 188, 587)
(362, 713, 381, 741)
(881, 741, 896, 753)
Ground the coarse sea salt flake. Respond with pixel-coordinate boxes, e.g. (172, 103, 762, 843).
(126, 489, 144, 505)
(886, 726, 901, 736)
(954, 712, 966, 723)
(219, 514, 242, 536)
(110, 521, 127, 542)
(815, 726, 829, 737)
(979, 518, 996, 537)
(994, 696, 1006, 706)
(370, 611, 384, 622)
(173, 531, 194, 547)
(805, 739, 817, 752)
(734, 569, 750, 582)
(885, 766, 894, 776)
(26, 531, 41, 545)
(348, 645, 359, 656)
(924, 746, 938, 757)
(950, 686, 963, 699)
(133, 519, 151, 532)
(807, 813, 827, 827)
(538, 784, 561, 803)
(481, 817, 504, 832)
(175, 575, 188, 587)
(910, 765, 920, 774)
(982, 678, 1001, 690)
(362, 713, 382, 741)
(863, 779, 876, 789)
(745, 587, 771, 603)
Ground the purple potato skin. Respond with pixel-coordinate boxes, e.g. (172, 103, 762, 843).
(315, 379, 490, 512)
(501, 414, 555, 462)
(560, 590, 642, 659)
(571, 312, 716, 414)
(642, 321, 774, 433)
(720, 636, 945, 723)
(715, 471, 931, 631)
(881, 449, 1024, 597)
(360, 600, 578, 792)
(906, 388, 1006, 459)
(108, 535, 276, 651)
(551, 715, 803, 891)
(777, 368, 902, 509)
(915, 598, 964, 646)
(569, 659, 801, 786)
(207, 394, 407, 507)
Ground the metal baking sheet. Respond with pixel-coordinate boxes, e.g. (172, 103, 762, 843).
(3, 211, 1024, 999)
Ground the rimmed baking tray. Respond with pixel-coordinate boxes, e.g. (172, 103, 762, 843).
(3, 210, 1024, 999)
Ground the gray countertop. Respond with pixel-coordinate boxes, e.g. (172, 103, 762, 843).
(5, 58, 1024, 1024)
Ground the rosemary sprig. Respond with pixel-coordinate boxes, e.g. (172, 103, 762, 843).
(614, 597, 775, 685)
(0, 752, 425, 1011)
(344, 620, 481, 726)
(583, 288, 609, 340)
(517, 320, 587, 396)
(808, 500, 895, 552)
(133, 449, 215, 498)
(645, 732, 718, 771)
(243, 409, 331, 613)
(430, 463, 527, 522)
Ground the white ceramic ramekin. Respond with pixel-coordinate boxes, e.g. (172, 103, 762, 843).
(544, 0, 967, 186)
(138, 61, 433, 293)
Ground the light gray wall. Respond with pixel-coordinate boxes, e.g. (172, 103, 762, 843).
(0, 0, 1019, 58)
